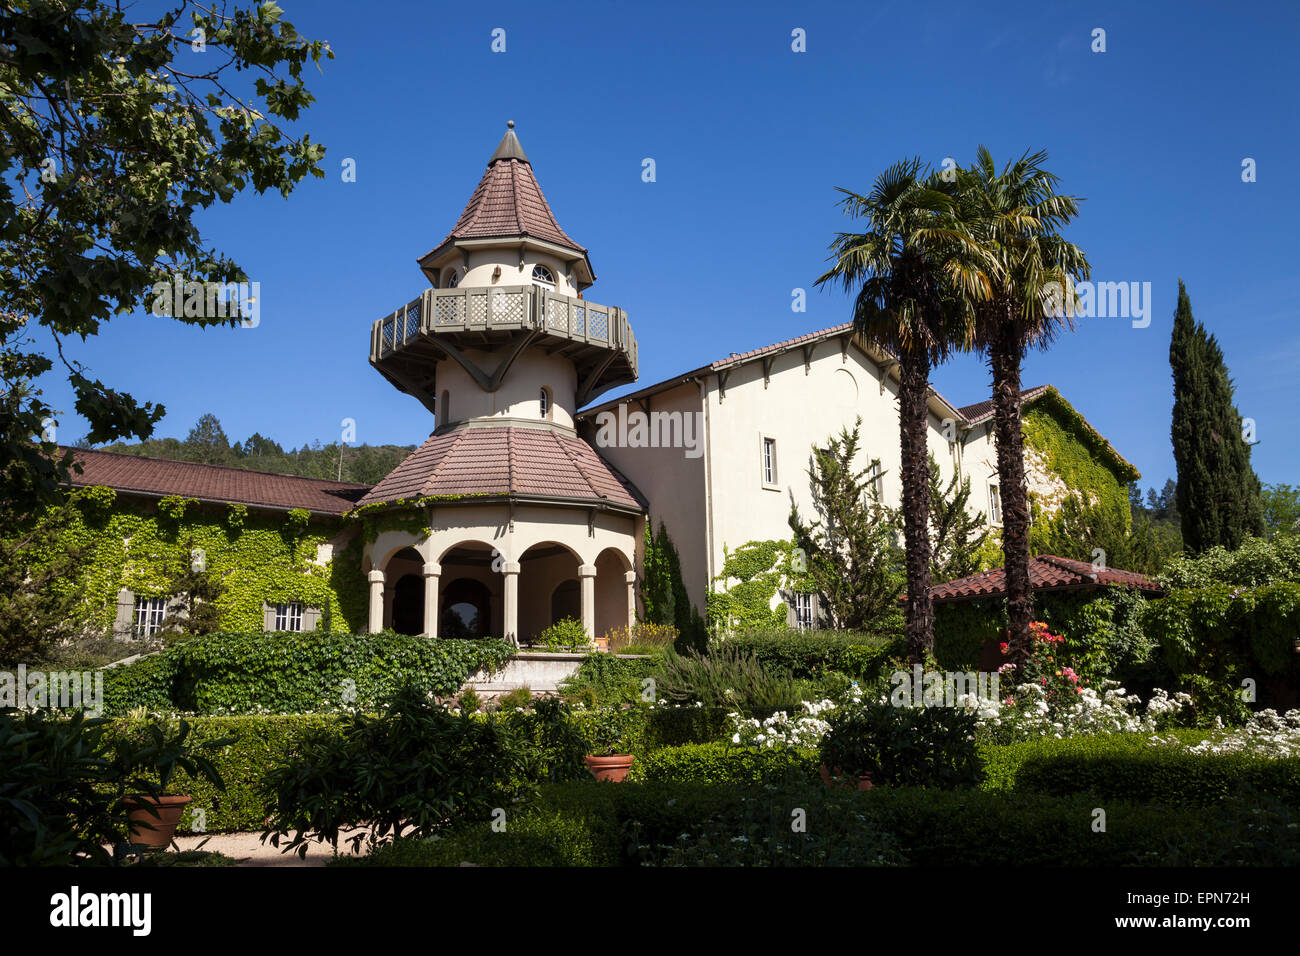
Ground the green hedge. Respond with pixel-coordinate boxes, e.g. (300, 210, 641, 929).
(982, 733, 1300, 807)
(103, 715, 344, 833)
(102, 632, 514, 715)
(342, 779, 1300, 867)
(630, 742, 820, 785)
(720, 629, 903, 682)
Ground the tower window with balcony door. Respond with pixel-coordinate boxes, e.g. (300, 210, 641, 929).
(531, 264, 556, 290)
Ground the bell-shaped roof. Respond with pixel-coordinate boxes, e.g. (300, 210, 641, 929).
(430, 122, 586, 255)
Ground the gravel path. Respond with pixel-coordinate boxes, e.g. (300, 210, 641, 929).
(172, 831, 369, 867)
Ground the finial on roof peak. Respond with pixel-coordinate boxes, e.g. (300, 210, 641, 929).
(490, 122, 529, 165)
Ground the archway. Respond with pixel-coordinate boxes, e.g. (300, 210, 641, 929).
(391, 574, 424, 635)
(594, 547, 634, 642)
(441, 578, 492, 638)
(384, 547, 424, 634)
(518, 541, 581, 643)
(550, 579, 580, 624)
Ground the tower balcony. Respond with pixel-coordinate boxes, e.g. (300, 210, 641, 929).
(369, 285, 638, 414)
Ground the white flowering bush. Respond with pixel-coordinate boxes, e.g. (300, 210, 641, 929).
(972, 682, 1193, 744)
(727, 699, 834, 750)
(1153, 709, 1300, 758)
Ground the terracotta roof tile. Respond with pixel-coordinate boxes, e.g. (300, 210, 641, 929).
(433, 157, 584, 254)
(357, 427, 643, 511)
(956, 385, 1050, 425)
(63, 447, 370, 515)
(922, 554, 1163, 603)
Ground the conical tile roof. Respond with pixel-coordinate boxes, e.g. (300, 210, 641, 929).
(432, 123, 586, 254)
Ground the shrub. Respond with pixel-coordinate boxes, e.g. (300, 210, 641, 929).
(559, 653, 657, 708)
(632, 742, 819, 785)
(261, 688, 535, 855)
(535, 617, 590, 650)
(348, 779, 1300, 867)
(1159, 535, 1300, 590)
(495, 686, 533, 711)
(1001, 734, 1300, 807)
(101, 714, 344, 833)
(655, 644, 800, 712)
(605, 622, 677, 654)
(101, 631, 514, 715)
(0, 709, 226, 865)
(719, 629, 904, 683)
(819, 701, 984, 788)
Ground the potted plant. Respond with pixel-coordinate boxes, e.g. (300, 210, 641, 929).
(817, 708, 880, 790)
(114, 718, 229, 852)
(583, 706, 637, 782)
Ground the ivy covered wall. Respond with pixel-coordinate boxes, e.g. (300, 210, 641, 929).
(38, 487, 369, 634)
(706, 538, 816, 632)
(1022, 388, 1139, 538)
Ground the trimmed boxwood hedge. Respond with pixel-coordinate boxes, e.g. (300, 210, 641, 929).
(341, 779, 1300, 867)
(101, 632, 514, 716)
(992, 735, 1300, 807)
(630, 742, 820, 785)
(103, 715, 344, 833)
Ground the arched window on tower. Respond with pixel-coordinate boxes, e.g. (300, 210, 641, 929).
(539, 386, 552, 420)
(443, 268, 459, 289)
(531, 264, 555, 291)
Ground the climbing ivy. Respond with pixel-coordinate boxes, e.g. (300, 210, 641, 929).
(1023, 388, 1135, 545)
(706, 539, 816, 632)
(19, 487, 368, 635)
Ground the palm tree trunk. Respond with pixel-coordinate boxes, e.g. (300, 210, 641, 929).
(898, 349, 935, 664)
(989, 315, 1033, 664)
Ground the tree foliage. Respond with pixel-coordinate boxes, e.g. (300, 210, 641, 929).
(923, 452, 989, 582)
(0, 0, 331, 505)
(789, 417, 905, 631)
(1169, 281, 1265, 552)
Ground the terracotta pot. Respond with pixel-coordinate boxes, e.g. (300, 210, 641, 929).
(819, 764, 873, 791)
(124, 794, 191, 847)
(585, 754, 635, 782)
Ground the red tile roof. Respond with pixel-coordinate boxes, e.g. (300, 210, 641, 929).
(710, 323, 854, 369)
(63, 448, 371, 515)
(956, 385, 1051, 425)
(924, 554, 1163, 603)
(433, 156, 585, 254)
(357, 426, 643, 511)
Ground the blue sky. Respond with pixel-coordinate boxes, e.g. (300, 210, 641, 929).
(39, 0, 1299, 489)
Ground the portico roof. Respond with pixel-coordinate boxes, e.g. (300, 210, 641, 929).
(356, 424, 644, 513)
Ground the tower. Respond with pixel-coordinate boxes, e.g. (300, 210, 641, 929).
(370, 121, 638, 432)
(359, 124, 643, 646)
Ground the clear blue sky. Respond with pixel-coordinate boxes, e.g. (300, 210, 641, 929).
(40, 0, 1299, 490)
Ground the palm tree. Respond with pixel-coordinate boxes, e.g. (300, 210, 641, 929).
(815, 159, 987, 662)
(955, 147, 1089, 664)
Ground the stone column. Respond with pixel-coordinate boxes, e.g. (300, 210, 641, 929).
(579, 564, 597, 641)
(367, 569, 385, 634)
(422, 561, 441, 638)
(502, 561, 520, 646)
(625, 570, 637, 634)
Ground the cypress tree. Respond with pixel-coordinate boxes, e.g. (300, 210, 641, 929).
(1169, 280, 1265, 552)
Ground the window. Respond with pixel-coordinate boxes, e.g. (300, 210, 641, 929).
(531, 264, 556, 290)
(442, 268, 459, 289)
(793, 592, 815, 630)
(762, 437, 777, 486)
(989, 483, 1002, 524)
(539, 386, 551, 420)
(133, 596, 166, 637)
(868, 458, 884, 498)
(274, 602, 304, 632)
